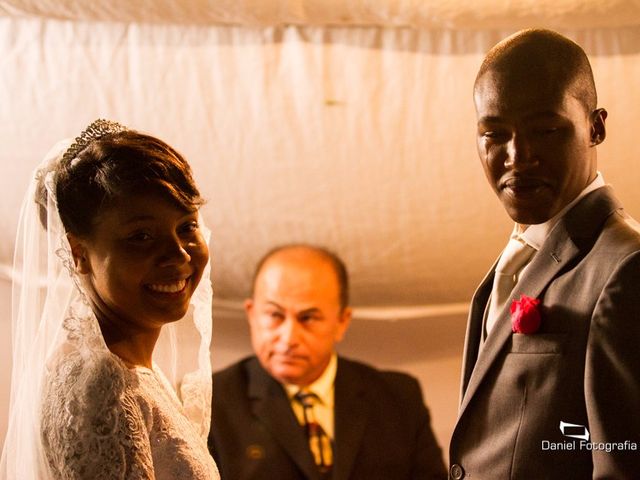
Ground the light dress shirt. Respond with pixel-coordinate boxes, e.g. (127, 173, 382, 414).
(515, 172, 606, 278)
(284, 353, 337, 439)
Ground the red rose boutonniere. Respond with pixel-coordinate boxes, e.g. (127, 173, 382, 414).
(510, 295, 542, 334)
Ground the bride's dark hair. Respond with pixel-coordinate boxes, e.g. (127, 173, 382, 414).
(54, 131, 203, 237)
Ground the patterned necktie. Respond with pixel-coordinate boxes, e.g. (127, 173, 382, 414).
(485, 235, 535, 337)
(294, 390, 333, 474)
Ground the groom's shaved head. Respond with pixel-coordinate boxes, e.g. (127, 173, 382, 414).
(475, 28, 597, 113)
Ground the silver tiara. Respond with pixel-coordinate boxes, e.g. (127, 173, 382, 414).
(61, 119, 128, 164)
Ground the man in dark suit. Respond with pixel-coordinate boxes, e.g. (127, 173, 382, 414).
(209, 244, 446, 480)
(448, 29, 640, 479)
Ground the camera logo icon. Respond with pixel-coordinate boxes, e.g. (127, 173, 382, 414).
(559, 421, 590, 441)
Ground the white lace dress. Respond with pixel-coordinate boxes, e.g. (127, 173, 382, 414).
(41, 348, 220, 480)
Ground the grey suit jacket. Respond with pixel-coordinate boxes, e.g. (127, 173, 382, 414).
(449, 187, 640, 479)
(209, 356, 446, 480)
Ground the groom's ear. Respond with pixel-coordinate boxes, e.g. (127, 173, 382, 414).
(590, 108, 607, 146)
(67, 233, 91, 274)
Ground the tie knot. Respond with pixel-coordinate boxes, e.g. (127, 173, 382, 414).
(294, 390, 319, 409)
(495, 236, 535, 276)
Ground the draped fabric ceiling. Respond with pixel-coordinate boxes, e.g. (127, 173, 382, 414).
(1, 0, 640, 324)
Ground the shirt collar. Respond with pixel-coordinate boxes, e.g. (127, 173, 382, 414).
(284, 353, 337, 407)
(518, 172, 606, 250)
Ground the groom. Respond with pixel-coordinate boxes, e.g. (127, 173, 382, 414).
(449, 29, 640, 479)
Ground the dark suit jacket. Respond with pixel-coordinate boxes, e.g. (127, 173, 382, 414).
(449, 187, 640, 479)
(209, 355, 446, 480)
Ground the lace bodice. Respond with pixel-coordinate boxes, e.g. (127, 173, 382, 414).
(41, 348, 219, 480)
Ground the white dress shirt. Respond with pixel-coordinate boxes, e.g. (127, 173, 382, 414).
(284, 353, 337, 439)
(518, 172, 606, 270)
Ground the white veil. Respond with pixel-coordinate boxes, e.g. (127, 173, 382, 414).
(0, 124, 213, 479)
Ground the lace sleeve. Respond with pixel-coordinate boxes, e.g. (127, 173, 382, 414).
(41, 348, 156, 480)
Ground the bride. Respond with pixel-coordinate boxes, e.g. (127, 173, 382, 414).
(0, 120, 220, 479)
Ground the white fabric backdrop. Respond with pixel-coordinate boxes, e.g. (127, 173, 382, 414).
(2, 20, 640, 318)
(1, 0, 640, 454)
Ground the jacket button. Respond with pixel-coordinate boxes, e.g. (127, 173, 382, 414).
(450, 463, 465, 480)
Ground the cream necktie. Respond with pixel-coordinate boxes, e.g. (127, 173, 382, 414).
(485, 236, 535, 337)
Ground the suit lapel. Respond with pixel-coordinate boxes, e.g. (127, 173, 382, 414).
(333, 359, 368, 480)
(460, 264, 495, 399)
(459, 237, 574, 415)
(459, 187, 622, 417)
(247, 359, 321, 480)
